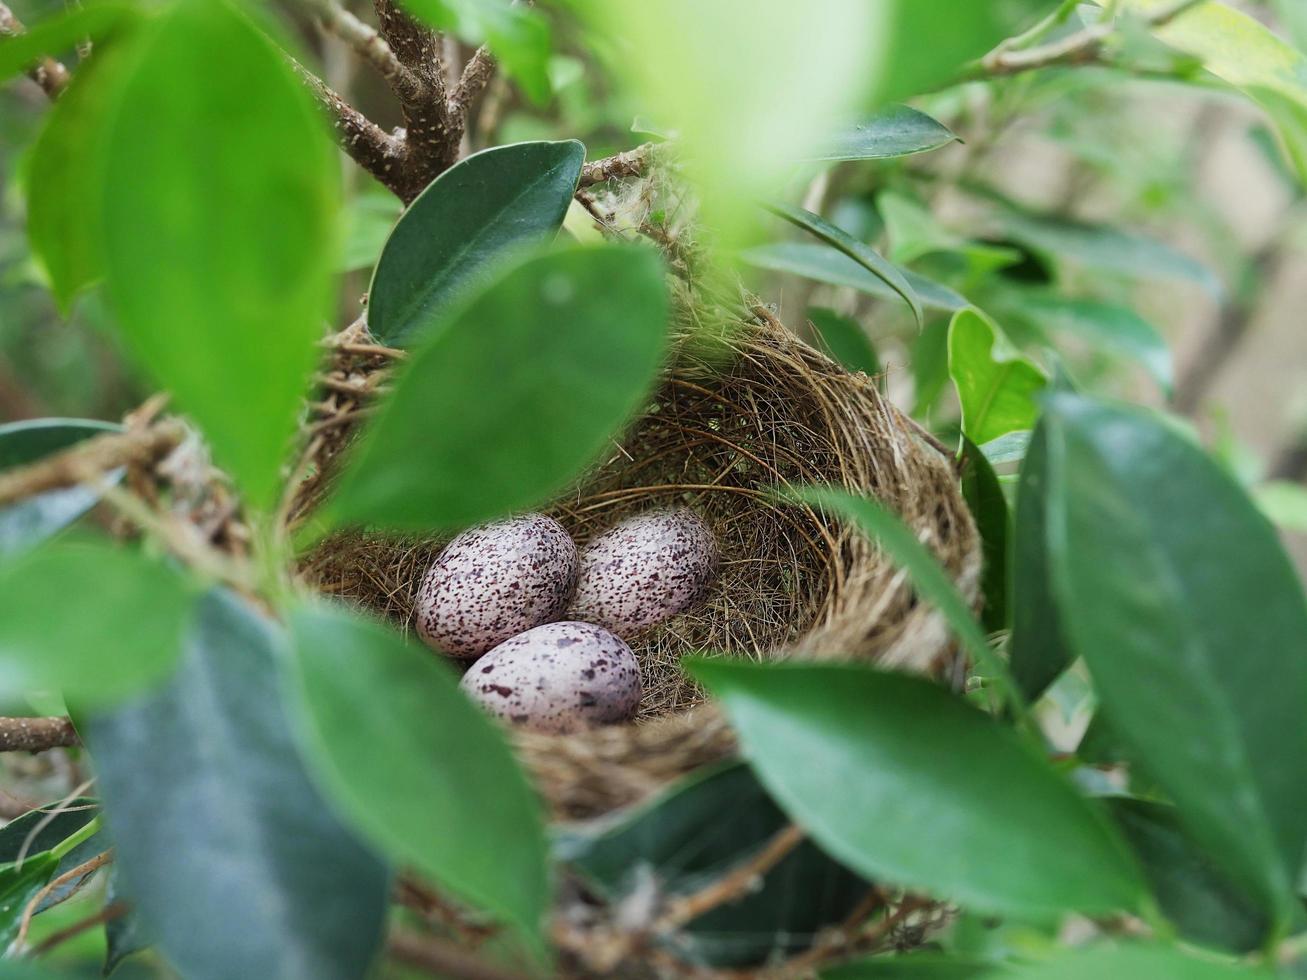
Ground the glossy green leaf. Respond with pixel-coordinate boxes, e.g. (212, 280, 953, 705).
(690, 661, 1145, 921)
(332, 244, 667, 531)
(98, 0, 339, 507)
(0, 540, 194, 706)
(286, 604, 548, 952)
(86, 589, 390, 980)
(948, 308, 1047, 446)
(0, 3, 136, 85)
(823, 956, 993, 979)
(399, 0, 551, 104)
(808, 307, 879, 376)
(807, 105, 956, 161)
(1041, 395, 1307, 932)
(1107, 798, 1268, 953)
(797, 487, 1021, 716)
(741, 242, 967, 312)
(0, 796, 101, 913)
(1014, 294, 1173, 395)
(998, 943, 1276, 980)
(0, 852, 59, 949)
(768, 203, 922, 326)
(0, 419, 122, 556)
(1009, 426, 1072, 703)
(557, 761, 868, 967)
(367, 140, 584, 347)
(960, 437, 1009, 633)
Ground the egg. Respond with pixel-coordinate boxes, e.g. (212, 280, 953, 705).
(416, 514, 578, 659)
(459, 621, 642, 733)
(568, 508, 718, 636)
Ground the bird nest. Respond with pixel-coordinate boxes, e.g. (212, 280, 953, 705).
(298, 293, 981, 821)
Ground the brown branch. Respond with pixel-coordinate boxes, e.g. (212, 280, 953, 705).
(303, 0, 423, 103)
(387, 930, 532, 980)
(0, 717, 79, 753)
(17, 850, 112, 948)
(578, 143, 659, 187)
(31, 900, 127, 957)
(293, 59, 406, 193)
(449, 44, 494, 115)
(0, 0, 70, 99)
(0, 419, 185, 508)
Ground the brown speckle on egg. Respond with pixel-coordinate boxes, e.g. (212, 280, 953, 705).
(416, 514, 578, 659)
(458, 622, 642, 733)
(568, 509, 718, 637)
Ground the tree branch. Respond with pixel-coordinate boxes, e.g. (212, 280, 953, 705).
(0, 717, 79, 753)
(0, 0, 70, 99)
(302, 0, 424, 104)
(449, 44, 494, 115)
(578, 143, 659, 187)
(292, 59, 407, 194)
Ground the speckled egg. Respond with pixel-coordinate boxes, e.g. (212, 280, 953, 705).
(459, 621, 642, 733)
(416, 514, 578, 659)
(568, 508, 718, 637)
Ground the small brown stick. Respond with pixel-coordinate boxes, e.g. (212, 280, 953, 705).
(659, 824, 805, 930)
(16, 850, 112, 948)
(0, 0, 70, 98)
(387, 930, 533, 980)
(0, 717, 79, 753)
(578, 143, 659, 187)
(329, 341, 408, 360)
(0, 420, 185, 508)
(449, 43, 495, 115)
(31, 899, 128, 957)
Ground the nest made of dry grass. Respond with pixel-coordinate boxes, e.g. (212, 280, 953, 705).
(299, 293, 980, 820)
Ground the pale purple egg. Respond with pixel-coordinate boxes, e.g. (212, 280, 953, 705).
(459, 621, 642, 734)
(416, 514, 578, 659)
(568, 509, 718, 637)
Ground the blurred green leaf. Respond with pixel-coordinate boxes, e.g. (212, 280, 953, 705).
(769, 203, 922, 325)
(367, 140, 584, 347)
(997, 942, 1275, 979)
(823, 956, 994, 979)
(98, 0, 339, 507)
(0, 540, 193, 706)
(807, 307, 879, 376)
(948, 308, 1047, 446)
(961, 436, 1009, 633)
(1271, 0, 1307, 52)
(880, 191, 1020, 275)
(104, 867, 151, 975)
(807, 105, 957, 161)
(980, 431, 1031, 468)
(1041, 395, 1307, 935)
(741, 242, 967, 312)
(400, 0, 551, 104)
(1254, 480, 1307, 533)
(86, 589, 390, 980)
(286, 603, 548, 952)
(331, 243, 667, 531)
(0, 419, 122, 555)
(558, 761, 868, 967)
(340, 189, 402, 273)
(1009, 426, 1072, 703)
(0, 3, 136, 85)
(689, 660, 1144, 921)
(1107, 798, 1268, 953)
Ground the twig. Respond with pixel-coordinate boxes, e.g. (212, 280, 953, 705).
(301, 0, 423, 103)
(31, 900, 128, 956)
(0, 717, 79, 753)
(16, 850, 112, 948)
(658, 824, 805, 930)
(449, 44, 494, 115)
(387, 930, 532, 980)
(292, 59, 406, 192)
(0, 0, 70, 98)
(578, 143, 659, 187)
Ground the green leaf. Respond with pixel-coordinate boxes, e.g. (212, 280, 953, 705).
(1107, 798, 1268, 953)
(557, 761, 868, 968)
(285, 603, 548, 952)
(0, 852, 59, 949)
(741, 242, 967, 313)
(0, 419, 122, 556)
(98, 0, 339, 507)
(104, 867, 151, 975)
(823, 956, 994, 979)
(960, 437, 1008, 634)
(948, 308, 1047, 446)
(0, 797, 101, 913)
(997, 942, 1276, 980)
(1011, 294, 1173, 395)
(1254, 480, 1307, 533)
(980, 431, 1031, 468)
(367, 140, 585, 347)
(689, 660, 1145, 921)
(85, 589, 390, 980)
(0, 3, 136, 85)
(796, 487, 1022, 717)
(807, 308, 879, 376)
(0, 540, 194, 706)
(340, 188, 402, 273)
(1041, 395, 1307, 934)
(879, 191, 1021, 275)
(1009, 426, 1072, 703)
(331, 243, 668, 532)
(806, 105, 957, 161)
(399, 0, 551, 104)
(768, 203, 922, 326)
